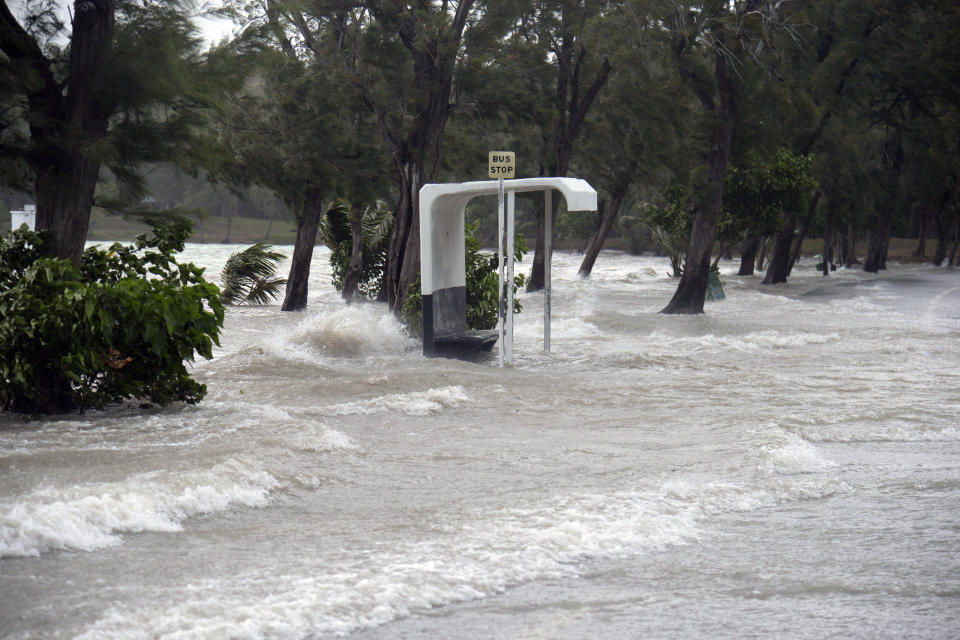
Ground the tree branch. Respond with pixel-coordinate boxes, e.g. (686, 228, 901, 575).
(0, 1, 58, 96)
(569, 56, 611, 140)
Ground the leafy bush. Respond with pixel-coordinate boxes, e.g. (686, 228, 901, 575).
(220, 242, 287, 305)
(0, 222, 223, 414)
(641, 183, 691, 277)
(401, 223, 526, 337)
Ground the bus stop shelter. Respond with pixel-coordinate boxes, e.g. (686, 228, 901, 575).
(419, 177, 598, 362)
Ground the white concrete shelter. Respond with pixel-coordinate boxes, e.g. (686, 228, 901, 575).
(419, 177, 598, 360)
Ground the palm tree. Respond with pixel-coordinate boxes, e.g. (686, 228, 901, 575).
(220, 243, 287, 305)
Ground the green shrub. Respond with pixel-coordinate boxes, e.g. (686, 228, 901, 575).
(0, 222, 224, 414)
(401, 223, 526, 337)
(641, 183, 691, 277)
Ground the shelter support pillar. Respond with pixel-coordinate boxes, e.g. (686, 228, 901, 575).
(544, 190, 552, 353)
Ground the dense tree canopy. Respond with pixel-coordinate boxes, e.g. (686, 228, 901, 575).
(2, 0, 958, 317)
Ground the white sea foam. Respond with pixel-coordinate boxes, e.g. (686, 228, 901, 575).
(647, 330, 841, 353)
(325, 385, 470, 417)
(799, 423, 960, 443)
(286, 306, 414, 357)
(758, 432, 836, 475)
(283, 423, 357, 452)
(0, 458, 278, 558)
(0, 402, 358, 458)
(77, 476, 841, 640)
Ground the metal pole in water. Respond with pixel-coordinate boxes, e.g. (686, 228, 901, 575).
(544, 189, 552, 353)
(506, 189, 516, 365)
(497, 177, 505, 367)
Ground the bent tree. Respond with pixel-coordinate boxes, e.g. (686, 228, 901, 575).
(362, 0, 479, 312)
(237, 0, 488, 313)
(658, 2, 739, 314)
(525, 0, 612, 292)
(0, 1, 215, 264)
(659, 1, 806, 313)
(0, 1, 116, 263)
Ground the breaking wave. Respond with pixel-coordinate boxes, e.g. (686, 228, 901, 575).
(286, 306, 414, 357)
(1, 457, 278, 558)
(77, 476, 841, 639)
(325, 385, 470, 417)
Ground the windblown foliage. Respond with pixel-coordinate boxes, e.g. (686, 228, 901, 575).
(325, 200, 393, 300)
(0, 222, 223, 414)
(641, 184, 692, 278)
(220, 242, 287, 305)
(720, 150, 817, 246)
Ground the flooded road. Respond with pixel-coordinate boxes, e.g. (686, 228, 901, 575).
(2, 246, 958, 639)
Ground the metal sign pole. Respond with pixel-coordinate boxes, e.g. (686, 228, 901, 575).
(497, 176, 505, 367)
(544, 189, 552, 353)
(506, 189, 516, 365)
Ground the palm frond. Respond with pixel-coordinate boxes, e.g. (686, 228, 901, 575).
(242, 275, 288, 306)
(320, 199, 352, 249)
(221, 242, 287, 305)
(361, 200, 393, 252)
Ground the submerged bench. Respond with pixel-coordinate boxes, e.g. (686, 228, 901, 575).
(420, 284, 497, 358)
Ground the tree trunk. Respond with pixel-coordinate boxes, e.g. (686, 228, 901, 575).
(385, 160, 421, 311)
(35, 154, 102, 265)
(865, 134, 903, 273)
(738, 236, 761, 275)
(948, 216, 959, 267)
(863, 208, 892, 273)
(579, 187, 626, 278)
(756, 237, 767, 271)
(762, 210, 796, 285)
(527, 194, 557, 291)
(822, 229, 834, 276)
(662, 37, 737, 314)
(281, 188, 323, 311)
(8, 0, 118, 264)
(264, 218, 274, 241)
(913, 207, 927, 257)
(366, 2, 475, 315)
(341, 214, 364, 301)
(785, 191, 821, 278)
(528, 32, 611, 292)
(845, 223, 858, 267)
(931, 209, 947, 267)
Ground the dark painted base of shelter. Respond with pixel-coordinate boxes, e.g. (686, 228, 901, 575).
(434, 330, 498, 359)
(422, 287, 499, 359)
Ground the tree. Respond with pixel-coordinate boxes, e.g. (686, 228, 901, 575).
(223, 0, 485, 312)
(642, 183, 691, 277)
(719, 153, 799, 277)
(323, 200, 393, 301)
(214, 48, 351, 311)
(577, 5, 687, 278)
(757, 151, 816, 284)
(657, 1, 743, 314)
(0, 1, 225, 264)
(523, 0, 612, 291)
